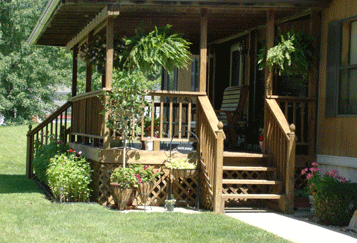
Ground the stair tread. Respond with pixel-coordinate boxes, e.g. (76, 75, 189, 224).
(222, 179, 282, 185)
(223, 166, 276, 171)
(223, 152, 271, 158)
(222, 194, 283, 199)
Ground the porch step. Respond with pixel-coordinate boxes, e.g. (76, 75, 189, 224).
(222, 179, 282, 185)
(222, 194, 283, 200)
(223, 152, 271, 166)
(223, 166, 276, 171)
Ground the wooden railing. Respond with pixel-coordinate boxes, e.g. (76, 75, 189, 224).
(269, 95, 316, 155)
(197, 96, 225, 213)
(265, 98, 296, 213)
(26, 102, 72, 178)
(69, 89, 206, 148)
(70, 90, 104, 146)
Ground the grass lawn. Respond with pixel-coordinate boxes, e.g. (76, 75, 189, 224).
(0, 125, 290, 243)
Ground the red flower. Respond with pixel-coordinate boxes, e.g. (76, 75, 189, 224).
(68, 149, 73, 153)
(144, 165, 149, 170)
(138, 178, 142, 183)
(136, 174, 140, 178)
(259, 135, 264, 141)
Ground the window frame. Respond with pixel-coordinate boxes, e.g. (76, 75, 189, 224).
(326, 15, 357, 117)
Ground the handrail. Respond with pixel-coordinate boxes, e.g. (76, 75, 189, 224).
(265, 98, 291, 140)
(197, 95, 225, 214)
(26, 101, 72, 179)
(264, 98, 296, 214)
(28, 102, 72, 136)
(197, 96, 221, 135)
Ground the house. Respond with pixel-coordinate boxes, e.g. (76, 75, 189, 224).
(26, 0, 355, 214)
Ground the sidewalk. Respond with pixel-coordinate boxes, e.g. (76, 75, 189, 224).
(226, 210, 357, 243)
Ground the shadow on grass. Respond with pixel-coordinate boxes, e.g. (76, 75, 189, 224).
(0, 174, 39, 194)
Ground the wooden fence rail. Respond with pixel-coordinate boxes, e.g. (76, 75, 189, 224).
(26, 102, 72, 178)
(265, 98, 296, 213)
(197, 96, 225, 213)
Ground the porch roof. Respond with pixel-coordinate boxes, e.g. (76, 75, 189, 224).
(28, 0, 331, 49)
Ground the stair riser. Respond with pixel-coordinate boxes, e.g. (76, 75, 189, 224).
(223, 157, 269, 166)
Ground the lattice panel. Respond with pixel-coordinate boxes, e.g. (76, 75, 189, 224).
(199, 161, 213, 210)
(171, 169, 198, 204)
(223, 170, 266, 180)
(98, 163, 119, 205)
(295, 167, 308, 191)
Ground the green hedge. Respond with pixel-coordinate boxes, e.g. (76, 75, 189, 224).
(314, 181, 357, 226)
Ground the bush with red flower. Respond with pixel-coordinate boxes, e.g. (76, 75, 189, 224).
(301, 162, 346, 194)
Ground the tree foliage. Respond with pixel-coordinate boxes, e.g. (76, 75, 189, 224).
(0, 0, 72, 124)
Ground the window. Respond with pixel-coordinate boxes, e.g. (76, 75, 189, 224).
(191, 58, 199, 91)
(161, 68, 178, 91)
(326, 17, 357, 116)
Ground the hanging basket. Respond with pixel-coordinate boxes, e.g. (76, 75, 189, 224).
(110, 183, 135, 210)
(137, 181, 154, 202)
(171, 169, 197, 179)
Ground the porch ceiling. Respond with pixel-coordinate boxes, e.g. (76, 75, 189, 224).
(30, 0, 331, 48)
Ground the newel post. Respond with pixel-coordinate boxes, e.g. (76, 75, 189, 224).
(286, 124, 296, 214)
(26, 125, 33, 179)
(214, 122, 224, 214)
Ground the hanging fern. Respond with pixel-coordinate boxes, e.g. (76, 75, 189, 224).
(120, 24, 192, 74)
(257, 30, 315, 79)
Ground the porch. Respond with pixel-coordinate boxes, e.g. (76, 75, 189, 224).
(26, 0, 326, 214)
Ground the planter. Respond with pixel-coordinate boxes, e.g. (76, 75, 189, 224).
(166, 204, 174, 211)
(137, 181, 154, 203)
(110, 183, 135, 210)
(294, 197, 311, 209)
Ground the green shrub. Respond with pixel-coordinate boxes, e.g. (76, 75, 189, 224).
(32, 139, 68, 183)
(165, 158, 196, 169)
(314, 181, 357, 226)
(47, 150, 92, 202)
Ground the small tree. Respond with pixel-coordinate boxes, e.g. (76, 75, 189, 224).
(102, 71, 148, 168)
(101, 24, 191, 168)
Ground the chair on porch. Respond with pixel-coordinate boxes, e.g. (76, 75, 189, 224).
(215, 85, 249, 147)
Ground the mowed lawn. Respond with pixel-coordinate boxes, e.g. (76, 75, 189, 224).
(0, 125, 290, 243)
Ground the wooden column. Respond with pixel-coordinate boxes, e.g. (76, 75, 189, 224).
(308, 10, 320, 155)
(103, 16, 115, 150)
(199, 8, 208, 93)
(285, 124, 296, 214)
(105, 16, 114, 89)
(86, 32, 94, 93)
(265, 10, 275, 97)
(72, 45, 78, 97)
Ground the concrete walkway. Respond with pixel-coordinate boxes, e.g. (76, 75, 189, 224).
(226, 211, 357, 243)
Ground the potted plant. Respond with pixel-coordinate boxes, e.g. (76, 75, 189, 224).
(110, 164, 140, 210)
(294, 188, 310, 209)
(165, 158, 197, 179)
(135, 164, 162, 203)
(165, 198, 176, 212)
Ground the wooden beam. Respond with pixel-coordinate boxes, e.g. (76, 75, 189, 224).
(265, 9, 275, 97)
(72, 45, 78, 97)
(66, 4, 120, 51)
(199, 8, 208, 93)
(85, 32, 94, 93)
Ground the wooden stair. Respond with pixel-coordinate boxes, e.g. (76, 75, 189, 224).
(222, 151, 284, 209)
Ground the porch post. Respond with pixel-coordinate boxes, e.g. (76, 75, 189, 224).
(263, 10, 275, 154)
(265, 9, 275, 97)
(86, 31, 94, 93)
(199, 8, 208, 93)
(308, 10, 320, 155)
(72, 44, 78, 97)
(102, 16, 115, 150)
